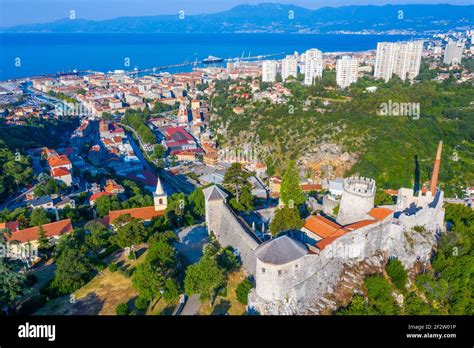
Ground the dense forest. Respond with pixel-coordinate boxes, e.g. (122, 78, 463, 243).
(210, 68, 474, 196)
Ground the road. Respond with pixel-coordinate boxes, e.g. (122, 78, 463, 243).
(178, 294, 201, 315)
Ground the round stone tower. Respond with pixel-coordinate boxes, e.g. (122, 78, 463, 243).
(336, 176, 376, 225)
(254, 235, 307, 302)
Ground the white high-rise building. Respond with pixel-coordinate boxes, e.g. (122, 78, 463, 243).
(303, 49, 323, 86)
(262, 60, 278, 83)
(281, 55, 298, 81)
(336, 56, 359, 89)
(443, 41, 464, 65)
(374, 41, 424, 82)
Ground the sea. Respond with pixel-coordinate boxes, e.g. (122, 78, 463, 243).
(0, 33, 421, 81)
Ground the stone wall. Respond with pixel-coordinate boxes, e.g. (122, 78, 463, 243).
(205, 192, 260, 274)
(249, 192, 444, 314)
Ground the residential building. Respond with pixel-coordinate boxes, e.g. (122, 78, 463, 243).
(281, 55, 298, 81)
(374, 41, 424, 82)
(262, 60, 278, 83)
(336, 56, 359, 89)
(444, 41, 464, 65)
(303, 49, 323, 86)
(2, 219, 73, 261)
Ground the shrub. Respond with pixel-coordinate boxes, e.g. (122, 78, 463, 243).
(128, 252, 136, 261)
(95, 262, 106, 272)
(135, 296, 149, 311)
(386, 259, 408, 291)
(116, 303, 128, 315)
(235, 278, 253, 305)
(108, 263, 118, 272)
(120, 267, 134, 278)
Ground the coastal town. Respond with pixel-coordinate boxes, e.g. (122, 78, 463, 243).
(0, 26, 473, 318)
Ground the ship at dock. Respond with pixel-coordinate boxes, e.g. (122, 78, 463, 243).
(203, 55, 224, 64)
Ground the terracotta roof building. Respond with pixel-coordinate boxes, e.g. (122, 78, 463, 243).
(3, 219, 73, 260)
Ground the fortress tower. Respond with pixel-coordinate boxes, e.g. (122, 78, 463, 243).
(336, 176, 376, 225)
(153, 176, 167, 211)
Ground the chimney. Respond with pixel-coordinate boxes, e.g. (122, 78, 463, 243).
(429, 141, 443, 196)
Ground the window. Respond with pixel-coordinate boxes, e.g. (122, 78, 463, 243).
(159, 198, 163, 204)
(261, 268, 265, 274)
(295, 264, 298, 269)
(278, 270, 282, 276)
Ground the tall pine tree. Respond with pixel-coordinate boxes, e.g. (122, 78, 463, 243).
(280, 161, 306, 207)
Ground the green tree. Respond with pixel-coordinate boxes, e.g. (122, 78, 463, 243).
(269, 207, 304, 236)
(364, 275, 399, 315)
(336, 295, 370, 315)
(153, 144, 166, 159)
(52, 246, 93, 294)
(404, 292, 435, 315)
(85, 221, 110, 256)
(184, 256, 225, 301)
(386, 259, 408, 292)
(113, 216, 148, 249)
(132, 236, 179, 302)
(0, 258, 26, 311)
(216, 247, 241, 273)
(37, 225, 52, 258)
(30, 208, 51, 227)
(280, 161, 306, 207)
(163, 278, 180, 304)
(235, 278, 253, 305)
(115, 303, 128, 315)
(223, 163, 254, 212)
(188, 187, 205, 217)
(95, 195, 122, 218)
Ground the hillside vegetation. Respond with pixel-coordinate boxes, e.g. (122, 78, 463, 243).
(210, 74, 474, 196)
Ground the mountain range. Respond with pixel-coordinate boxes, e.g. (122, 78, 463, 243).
(2, 3, 474, 34)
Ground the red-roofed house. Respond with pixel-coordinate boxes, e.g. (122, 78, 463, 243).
(3, 219, 73, 260)
(104, 179, 125, 194)
(51, 167, 72, 186)
(47, 155, 72, 171)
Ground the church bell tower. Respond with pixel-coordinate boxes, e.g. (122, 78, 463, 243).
(153, 176, 167, 211)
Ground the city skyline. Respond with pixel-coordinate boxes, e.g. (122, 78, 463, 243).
(1, 0, 472, 27)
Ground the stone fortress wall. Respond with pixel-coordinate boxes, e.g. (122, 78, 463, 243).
(248, 186, 445, 314)
(204, 185, 260, 274)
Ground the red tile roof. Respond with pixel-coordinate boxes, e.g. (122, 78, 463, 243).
(51, 167, 71, 177)
(344, 220, 377, 230)
(304, 215, 341, 239)
(4, 219, 73, 244)
(108, 206, 165, 224)
(384, 189, 399, 196)
(48, 155, 71, 168)
(0, 221, 20, 232)
(90, 191, 112, 203)
(300, 183, 322, 192)
(368, 207, 393, 221)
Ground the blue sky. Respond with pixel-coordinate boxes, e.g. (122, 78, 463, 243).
(0, 0, 471, 27)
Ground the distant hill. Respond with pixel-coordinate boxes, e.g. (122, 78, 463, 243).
(2, 3, 473, 34)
